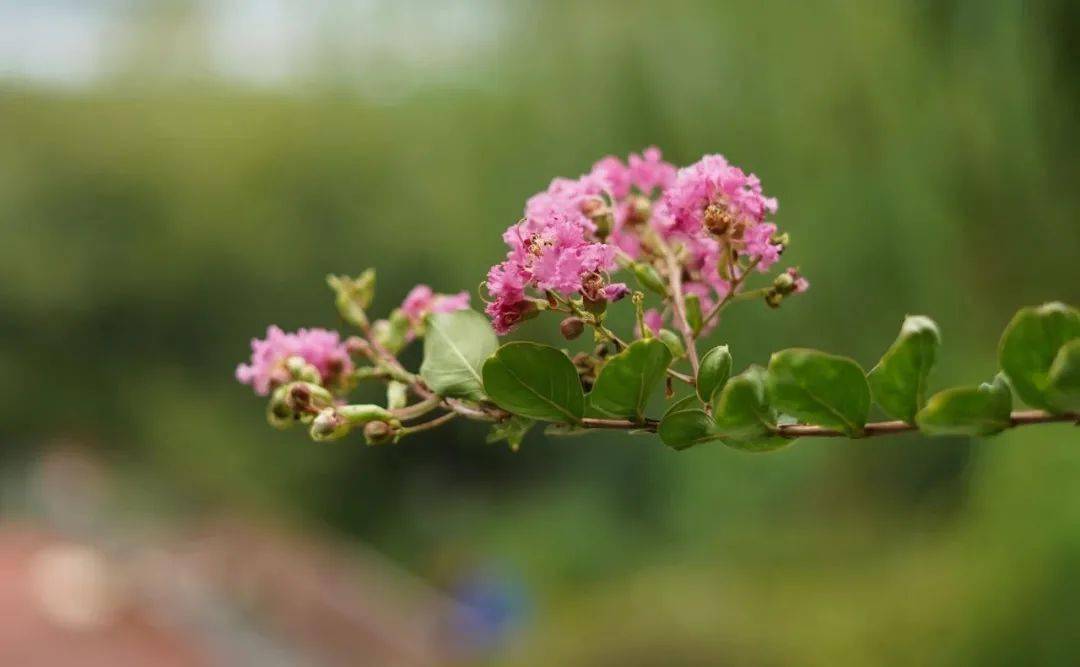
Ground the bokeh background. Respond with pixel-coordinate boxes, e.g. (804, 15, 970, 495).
(2, 1, 1079, 664)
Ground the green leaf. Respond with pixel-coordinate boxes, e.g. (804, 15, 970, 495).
(664, 394, 701, 416)
(486, 416, 535, 451)
(999, 302, 1080, 411)
(867, 315, 941, 423)
(631, 262, 667, 295)
(766, 348, 871, 437)
(685, 293, 704, 335)
(658, 409, 721, 450)
(1046, 339, 1080, 413)
(419, 309, 498, 401)
(587, 338, 672, 420)
(712, 365, 792, 451)
(482, 342, 585, 423)
(916, 373, 1013, 437)
(657, 330, 685, 359)
(697, 345, 733, 402)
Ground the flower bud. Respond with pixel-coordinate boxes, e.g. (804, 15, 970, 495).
(346, 336, 372, 357)
(631, 263, 667, 296)
(266, 385, 296, 430)
(338, 403, 397, 426)
(772, 271, 797, 296)
(327, 270, 376, 329)
(363, 420, 397, 446)
(372, 309, 411, 354)
(770, 232, 790, 248)
(560, 317, 585, 340)
(284, 356, 322, 384)
(765, 290, 784, 309)
(627, 195, 651, 226)
(285, 382, 332, 413)
(581, 197, 613, 240)
(310, 408, 351, 441)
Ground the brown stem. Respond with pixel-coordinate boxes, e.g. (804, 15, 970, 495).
(659, 241, 701, 378)
(776, 410, 1077, 438)
(701, 258, 761, 330)
(399, 411, 459, 435)
(581, 417, 659, 432)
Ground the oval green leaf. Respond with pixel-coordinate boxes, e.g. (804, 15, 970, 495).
(712, 365, 791, 451)
(697, 345, 733, 402)
(658, 409, 721, 451)
(766, 348, 870, 437)
(482, 342, 585, 423)
(867, 315, 941, 424)
(1046, 339, 1080, 413)
(999, 302, 1080, 411)
(588, 338, 673, 420)
(420, 309, 498, 401)
(916, 373, 1012, 437)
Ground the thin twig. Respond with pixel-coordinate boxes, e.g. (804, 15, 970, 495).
(581, 417, 659, 432)
(658, 240, 701, 378)
(701, 258, 761, 330)
(776, 410, 1077, 438)
(399, 411, 460, 435)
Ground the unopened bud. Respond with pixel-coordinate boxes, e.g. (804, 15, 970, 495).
(284, 382, 333, 413)
(560, 317, 585, 340)
(346, 336, 372, 357)
(772, 271, 797, 295)
(285, 356, 322, 384)
(310, 408, 351, 441)
(765, 290, 784, 309)
(627, 195, 651, 225)
(327, 269, 376, 329)
(267, 385, 296, 430)
(770, 232, 790, 248)
(580, 197, 613, 239)
(363, 420, 397, 445)
(372, 309, 410, 354)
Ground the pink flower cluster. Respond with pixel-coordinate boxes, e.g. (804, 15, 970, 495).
(486, 148, 677, 334)
(236, 326, 353, 395)
(400, 284, 470, 326)
(485, 148, 796, 335)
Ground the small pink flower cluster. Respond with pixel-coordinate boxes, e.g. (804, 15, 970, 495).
(236, 326, 353, 395)
(400, 284, 470, 326)
(485, 149, 792, 335)
(485, 148, 679, 334)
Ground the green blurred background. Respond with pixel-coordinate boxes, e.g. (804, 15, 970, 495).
(2, 0, 1079, 664)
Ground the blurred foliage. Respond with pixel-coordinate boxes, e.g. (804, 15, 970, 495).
(1, 0, 1078, 663)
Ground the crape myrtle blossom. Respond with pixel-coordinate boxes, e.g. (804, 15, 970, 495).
(236, 326, 353, 395)
(400, 284, 470, 326)
(485, 148, 679, 334)
(662, 153, 782, 271)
